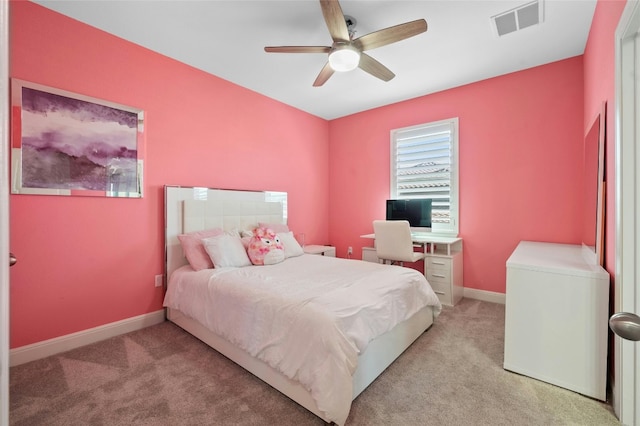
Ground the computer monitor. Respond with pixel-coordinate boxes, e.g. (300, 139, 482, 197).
(386, 199, 432, 231)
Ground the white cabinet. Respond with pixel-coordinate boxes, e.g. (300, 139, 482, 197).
(422, 237, 463, 306)
(362, 247, 380, 263)
(503, 241, 610, 401)
(426, 251, 463, 306)
(303, 245, 336, 257)
(361, 235, 463, 306)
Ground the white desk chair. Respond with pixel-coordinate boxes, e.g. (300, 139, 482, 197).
(373, 220, 426, 266)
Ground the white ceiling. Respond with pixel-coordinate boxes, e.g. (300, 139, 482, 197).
(32, 0, 597, 120)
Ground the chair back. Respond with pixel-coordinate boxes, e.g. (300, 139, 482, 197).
(373, 220, 416, 263)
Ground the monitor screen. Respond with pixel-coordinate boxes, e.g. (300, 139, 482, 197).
(386, 199, 432, 229)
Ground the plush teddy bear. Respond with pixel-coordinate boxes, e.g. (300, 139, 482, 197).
(247, 227, 285, 265)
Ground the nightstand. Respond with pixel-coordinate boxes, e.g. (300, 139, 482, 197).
(303, 245, 336, 257)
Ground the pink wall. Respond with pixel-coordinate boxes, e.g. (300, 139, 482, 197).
(9, 0, 626, 349)
(9, 1, 329, 348)
(583, 0, 627, 282)
(328, 57, 585, 294)
(582, 0, 627, 392)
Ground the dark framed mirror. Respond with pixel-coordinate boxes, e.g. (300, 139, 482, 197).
(582, 102, 606, 266)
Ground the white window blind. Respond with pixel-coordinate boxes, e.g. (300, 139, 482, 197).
(391, 118, 459, 235)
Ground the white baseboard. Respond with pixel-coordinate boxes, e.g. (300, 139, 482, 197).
(10, 309, 166, 367)
(463, 287, 506, 304)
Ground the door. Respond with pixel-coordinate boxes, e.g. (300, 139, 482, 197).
(0, 1, 10, 425)
(614, 1, 640, 424)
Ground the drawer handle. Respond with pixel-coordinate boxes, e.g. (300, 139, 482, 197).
(435, 291, 446, 295)
(432, 261, 446, 265)
(432, 274, 446, 278)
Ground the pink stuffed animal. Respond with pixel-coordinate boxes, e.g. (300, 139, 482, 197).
(247, 227, 285, 265)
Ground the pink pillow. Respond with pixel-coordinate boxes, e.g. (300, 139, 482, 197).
(258, 222, 289, 233)
(178, 228, 224, 270)
(247, 227, 285, 265)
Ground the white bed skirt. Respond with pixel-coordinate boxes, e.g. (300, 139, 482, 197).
(166, 305, 435, 424)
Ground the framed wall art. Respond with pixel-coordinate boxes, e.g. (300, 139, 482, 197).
(10, 79, 144, 198)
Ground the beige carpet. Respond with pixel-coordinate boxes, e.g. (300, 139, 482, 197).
(10, 298, 618, 425)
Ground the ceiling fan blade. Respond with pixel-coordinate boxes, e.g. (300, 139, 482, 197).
(320, 0, 350, 42)
(265, 46, 331, 54)
(353, 19, 427, 51)
(359, 53, 395, 82)
(313, 62, 335, 87)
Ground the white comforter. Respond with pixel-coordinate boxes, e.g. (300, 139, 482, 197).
(163, 254, 441, 425)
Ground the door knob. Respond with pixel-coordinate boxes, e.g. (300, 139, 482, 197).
(609, 312, 640, 341)
(9, 252, 16, 267)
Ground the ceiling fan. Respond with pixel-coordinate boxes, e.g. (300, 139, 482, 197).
(264, 0, 427, 87)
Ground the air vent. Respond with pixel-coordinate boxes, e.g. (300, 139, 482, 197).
(492, 0, 544, 37)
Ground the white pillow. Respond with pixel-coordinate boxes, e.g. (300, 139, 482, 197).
(277, 231, 304, 258)
(225, 228, 241, 238)
(202, 234, 252, 268)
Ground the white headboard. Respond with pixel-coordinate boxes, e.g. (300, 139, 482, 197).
(164, 185, 287, 282)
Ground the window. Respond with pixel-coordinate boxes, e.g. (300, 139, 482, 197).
(390, 117, 459, 235)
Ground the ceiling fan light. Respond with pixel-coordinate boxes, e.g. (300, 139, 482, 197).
(329, 45, 360, 72)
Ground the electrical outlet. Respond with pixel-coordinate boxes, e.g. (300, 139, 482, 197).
(347, 246, 353, 255)
(154, 274, 163, 287)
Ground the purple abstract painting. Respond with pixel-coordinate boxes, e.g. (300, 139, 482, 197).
(12, 80, 144, 197)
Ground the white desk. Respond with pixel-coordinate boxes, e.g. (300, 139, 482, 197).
(360, 233, 463, 305)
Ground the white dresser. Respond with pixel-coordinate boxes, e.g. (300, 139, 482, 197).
(503, 241, 610, 400)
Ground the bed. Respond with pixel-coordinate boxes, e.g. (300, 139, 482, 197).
(163, 185, 442, 425)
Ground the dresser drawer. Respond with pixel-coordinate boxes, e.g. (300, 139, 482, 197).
(428, 279, 452, 305)
(427, 268, 451, 283)
(427, 277, 449, 294)
(362, 247, 379, 263)
(426, 256, 452, 271)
